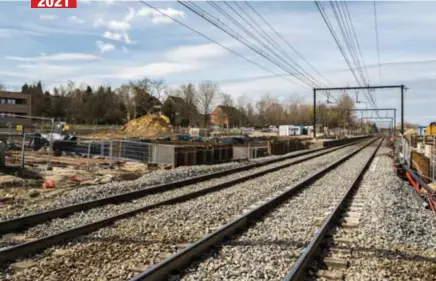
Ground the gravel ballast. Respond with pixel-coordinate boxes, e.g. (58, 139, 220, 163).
(178, 140, 379, 281)
(342, 145, 436, 281)
(0, 143, 359, 246)
(0, 162, 246, 221)
(0, 142, 370, 281)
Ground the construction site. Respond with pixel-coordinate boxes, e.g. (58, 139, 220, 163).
(1, 1, 435, 281)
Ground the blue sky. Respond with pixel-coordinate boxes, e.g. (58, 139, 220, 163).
(1, 0, 436, 125)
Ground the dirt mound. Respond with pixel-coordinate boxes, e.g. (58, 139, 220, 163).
(120, 114, 170, 138)
(403, 128, 417, 136)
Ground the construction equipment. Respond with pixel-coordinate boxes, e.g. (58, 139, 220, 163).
(426, 122, 436, 136)
(29, 122, 77, 155)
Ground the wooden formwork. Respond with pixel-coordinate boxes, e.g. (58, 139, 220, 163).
(411, 151, 431, 183)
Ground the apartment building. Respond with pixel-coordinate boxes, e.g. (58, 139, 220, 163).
(0, 91, 32, 126)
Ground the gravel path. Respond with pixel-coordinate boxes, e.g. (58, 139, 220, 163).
(0, 142, 370, 281)
(1, 147, 326, 221)
(178, 140, 379, 281)
(342, 145, 436, 281)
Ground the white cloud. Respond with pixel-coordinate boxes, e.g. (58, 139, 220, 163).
(122, 33, 135, 45)
(96, 40, 115, 53)
(93, 18, 105, 28)
(151, 17, 173, 25)
(39, 14, 58, 21)
(0, 28, 44, 37)
(103, 31, 122, 41)
(125, 7, 135, 22)
(17, 64, 79, 75)
(5, 53, 98, 62)
(137, 7, 185, 25)
(165, 43, 228, 62)
(108, 62, 197, 79)
(68, 16, 85, 24)
(107, 20, 130, 31)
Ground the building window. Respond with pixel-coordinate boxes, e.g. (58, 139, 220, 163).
(0, 99, 5, 104)
(7, 99, 16, 104)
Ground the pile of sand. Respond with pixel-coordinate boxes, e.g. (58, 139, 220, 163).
(403, 128, 417, 136)
(120, 114, 170, 138)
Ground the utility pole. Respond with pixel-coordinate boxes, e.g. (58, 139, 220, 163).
(313, 88, 316, 139)
(401, 85, 405, 135)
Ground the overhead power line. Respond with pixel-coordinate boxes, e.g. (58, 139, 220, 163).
(243, 1, 335, 88)
(139, 1, 294, 85)
(179, 0, 320, 88)
(141, 1, 339, 103)
(373, 0, 382, 85)
(315, 0, 377, 109)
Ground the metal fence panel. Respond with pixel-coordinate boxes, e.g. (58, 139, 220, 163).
(151, 144, 175, 166)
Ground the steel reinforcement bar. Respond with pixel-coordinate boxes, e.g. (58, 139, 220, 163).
(0, 137, 368, 236)
(284, 138, 383, 281)
(128, 137, 380, 281)
(0, 137, 371, 263)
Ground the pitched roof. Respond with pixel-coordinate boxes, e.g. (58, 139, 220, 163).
(216, 105, 241, 116)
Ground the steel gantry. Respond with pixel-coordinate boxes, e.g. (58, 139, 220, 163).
(327, 108, 397, 135)
(360, 116, 394, 136)
(313, 85, 406, 138)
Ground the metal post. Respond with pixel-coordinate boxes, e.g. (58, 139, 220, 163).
(401, 85, 405, 135)
(8, 122, 11, 144)
(430, 136, 436, 182)
(313, 88, 316, 139)
(20, 134, 26, 170)
(47, 118, 54, 170)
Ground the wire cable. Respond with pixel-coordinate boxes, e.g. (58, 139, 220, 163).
(139, 1, 294, 85)
(179, 1, 318, 88)
(244, 1, 335, 88)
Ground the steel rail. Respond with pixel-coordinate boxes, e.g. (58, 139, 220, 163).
(0, 137, 370, 263)
(128, 137, 379, 281)
(0, 136, 368, 236)
(284, 138, 383, 281)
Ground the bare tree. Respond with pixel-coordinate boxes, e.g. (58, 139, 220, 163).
(178, 83, 198, 126)
(0, 82, 5, 91)
(237, 95, 248, 126)
(150, 79, 167, 102)
(197, 81, 218, 127)
(117, 84, 136, 122)
(220, 93, 234, 107)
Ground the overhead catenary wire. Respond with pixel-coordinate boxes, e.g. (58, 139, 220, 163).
(206, 1, 320, 87)
(224, 0, 338, 101)
(335, 0, 376, 109)
(141, 1, 341, 103)
(243, 1, 335, 88)
(226, 1, 331, 89)
(315, 1, 377, 109)
(179, 1, 319, 88)
(138, 1, 294, 85)
(373, 0, 382, 85)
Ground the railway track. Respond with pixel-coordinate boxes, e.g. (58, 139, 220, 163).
(128, 138, 382, 281)
(307, 144, 436, 281)
(0, 138, 374, 280)
(0, 137, 367, 236)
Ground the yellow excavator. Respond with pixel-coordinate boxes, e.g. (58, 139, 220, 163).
(426, 122, 436, 135)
